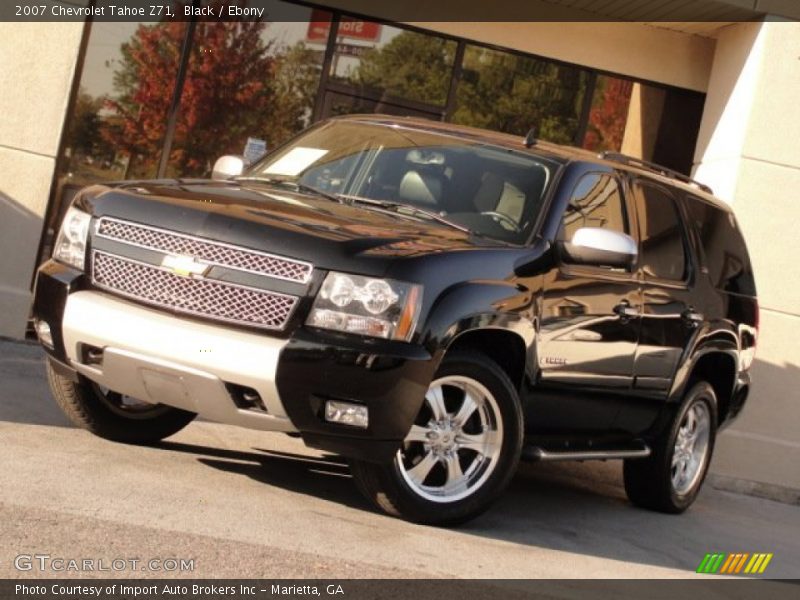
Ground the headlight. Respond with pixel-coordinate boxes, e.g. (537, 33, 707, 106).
(307, 272, 422, 341)
(52, 206, 91, 270)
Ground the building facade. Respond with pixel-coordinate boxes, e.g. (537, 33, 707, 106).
(1, 0, 798, 492)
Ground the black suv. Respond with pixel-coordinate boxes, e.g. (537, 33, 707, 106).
(33, 115, 758, 525)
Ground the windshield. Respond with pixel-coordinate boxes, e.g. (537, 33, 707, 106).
(247, 120, 559, 244)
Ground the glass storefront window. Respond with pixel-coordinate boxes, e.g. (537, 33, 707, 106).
(583, 76, 704, 175)
(58, 21, 186, 186)
(582, 75, 634, 154)
(167, 2, 329, 177)
(451, 45, 591, 143)
(51, 4, 706, 243)
(326, 23, 457, 109)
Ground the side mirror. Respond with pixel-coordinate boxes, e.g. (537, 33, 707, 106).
(560, 227, 637, 269)
(212, 155, 245, 180)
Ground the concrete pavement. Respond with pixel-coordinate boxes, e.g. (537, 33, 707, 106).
(1, 339, 799, 579)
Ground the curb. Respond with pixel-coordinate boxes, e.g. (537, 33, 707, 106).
(709, 474, 800, 506)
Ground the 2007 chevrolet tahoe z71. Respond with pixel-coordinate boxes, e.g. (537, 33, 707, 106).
(33, 115, 758, 525)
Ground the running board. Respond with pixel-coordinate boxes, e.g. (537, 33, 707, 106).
(522, 443, 651, 462)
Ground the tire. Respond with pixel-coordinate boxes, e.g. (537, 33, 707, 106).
(350, 350, 524, 526)
(624, 381, 718, 513)
(46, 360, 196, 445)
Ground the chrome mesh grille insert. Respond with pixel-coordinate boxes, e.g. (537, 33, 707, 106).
(91, 251, 298, 330)
(96, 217, 312, 284)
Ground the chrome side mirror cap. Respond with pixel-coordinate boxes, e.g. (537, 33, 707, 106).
(212, 155, 245, 180)
(561, 227, 637, 269)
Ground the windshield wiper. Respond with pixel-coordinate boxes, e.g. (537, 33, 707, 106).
(233, 176, 344, 204)
(340, 195, 470, 233)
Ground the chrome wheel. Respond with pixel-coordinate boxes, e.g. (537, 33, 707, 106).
(396, 375, 503, 503)
(671, 400, 711, 495)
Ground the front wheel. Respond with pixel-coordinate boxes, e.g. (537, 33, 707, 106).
(624, 381, 717, 513)
(46, 360, 196, 445)
(350, 350, 523, 526)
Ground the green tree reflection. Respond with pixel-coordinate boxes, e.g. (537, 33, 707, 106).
(352, 33, 588, 143)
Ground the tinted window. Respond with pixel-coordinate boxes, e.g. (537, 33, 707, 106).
(57, 21, 186, 185)
(685, 198, 756, 295)
(581, 78, 704, 176)
(452, 45, 591, 144)
(559, 173, 628, 245)
(329, 25, 457, 108)
(167, 4, 330, 177)
(634, 182, 687, 281)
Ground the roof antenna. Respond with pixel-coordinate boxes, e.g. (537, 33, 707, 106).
(523, 127, 537, 148)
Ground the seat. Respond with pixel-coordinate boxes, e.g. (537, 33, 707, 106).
(473, 173, 526, 223)
(398, 170, 444, 207)
(473, 172, 505, 213)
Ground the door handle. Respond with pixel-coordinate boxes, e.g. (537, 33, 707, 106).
(613, 300, 639, 319)
(681, 309, 704, 327)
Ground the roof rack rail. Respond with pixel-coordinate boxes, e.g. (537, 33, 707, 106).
(599, 151, 713, 195)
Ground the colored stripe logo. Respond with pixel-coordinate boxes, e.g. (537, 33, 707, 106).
(696, 553, 773, 574)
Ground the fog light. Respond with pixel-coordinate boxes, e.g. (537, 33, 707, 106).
(34, 320, 53, 348)
(325, 400, 369, 428)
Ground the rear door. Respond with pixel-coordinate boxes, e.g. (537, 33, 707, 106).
(631, 179, 698, 396)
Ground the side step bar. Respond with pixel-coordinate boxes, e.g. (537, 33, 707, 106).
(522, 442, 651, 462)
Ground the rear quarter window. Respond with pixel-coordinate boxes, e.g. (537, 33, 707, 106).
(684, 197, 756, 296)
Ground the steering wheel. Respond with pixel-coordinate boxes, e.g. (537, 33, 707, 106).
(481, 211, 521, 233)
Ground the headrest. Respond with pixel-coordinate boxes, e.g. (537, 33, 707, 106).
(473, 172, 505, 212)
(398, 170, 443, 207)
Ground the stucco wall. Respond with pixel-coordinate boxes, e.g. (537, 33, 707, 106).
(0, 18, 84, 338)
(694, 21, 800, 491)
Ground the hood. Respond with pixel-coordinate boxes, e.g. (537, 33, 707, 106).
(76, 179, 502, 277)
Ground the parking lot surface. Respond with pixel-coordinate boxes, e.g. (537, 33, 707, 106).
(1, 339, 799, 579)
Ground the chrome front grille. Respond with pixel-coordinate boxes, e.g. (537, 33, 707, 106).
(91, 251, 298, 330)
(96, 217, 312, 284)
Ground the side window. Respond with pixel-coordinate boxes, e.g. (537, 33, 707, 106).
(684, 198, 756, 295)
(634, 182, 688, 281)
(559, 172, 628, 256)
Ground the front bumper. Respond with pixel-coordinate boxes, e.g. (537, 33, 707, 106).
(33, 262, 435, 462)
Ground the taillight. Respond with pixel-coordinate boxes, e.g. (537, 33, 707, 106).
(754, 299, 760, 337)
(740, 300, 758, 372)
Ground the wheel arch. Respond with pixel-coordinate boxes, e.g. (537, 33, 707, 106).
(444, 327, 529, 392)
(675, 348, 738, 425)
(421, 279, 535, 391)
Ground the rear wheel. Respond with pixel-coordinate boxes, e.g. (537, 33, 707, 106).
(350, 350, 523, 526)
(46, 360, 196, 445)
(623, 381, 717, 513)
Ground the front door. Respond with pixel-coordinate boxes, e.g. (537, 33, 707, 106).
(531, 170, 641, 432)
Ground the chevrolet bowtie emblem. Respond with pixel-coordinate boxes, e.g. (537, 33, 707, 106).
(161, 255, 210, 278)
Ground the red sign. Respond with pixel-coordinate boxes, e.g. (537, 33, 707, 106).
(306, 10, 382, 43)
